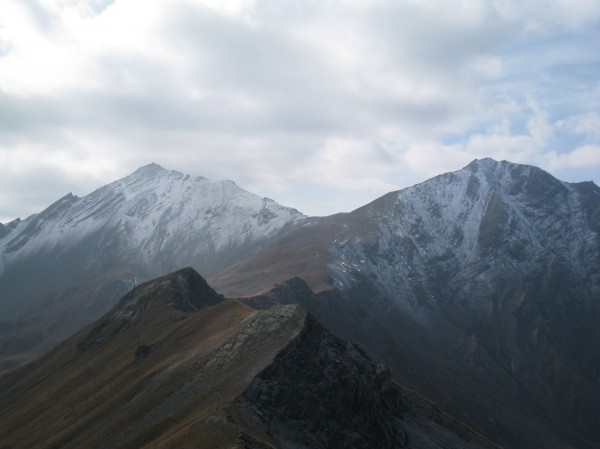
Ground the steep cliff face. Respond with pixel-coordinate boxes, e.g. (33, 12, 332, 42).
(0, 268, 498, 449)
(329, 159, 599, 306)
(235, 312, 498, 449)
(324, 159, 600, 447)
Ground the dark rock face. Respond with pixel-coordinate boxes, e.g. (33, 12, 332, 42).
(316, 160, 600, 448)
(110, 266, 223, 317)
(238, 315, 409, 449)
(478, 191, 509, 249)
(77, 267, 223, 352)
(236, 434, 273, 449)
(236, 313, 498, 449)
(134, 343, 159, 360)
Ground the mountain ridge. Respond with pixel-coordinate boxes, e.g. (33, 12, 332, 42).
(0, 267, 500, 449)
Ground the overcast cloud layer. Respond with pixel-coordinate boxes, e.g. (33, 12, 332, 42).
(1, 0, 599, 221)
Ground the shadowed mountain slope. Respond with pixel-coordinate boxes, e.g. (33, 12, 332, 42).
(0, 268, 500, 449)
(213, 159, 600, 449)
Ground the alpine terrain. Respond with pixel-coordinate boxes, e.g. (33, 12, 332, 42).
(210, 158, 600, 449)
(1, 158, 599, 449)
(0, 267, 500, 449)
(0, 163, 304, 370)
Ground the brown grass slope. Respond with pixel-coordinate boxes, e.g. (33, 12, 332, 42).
(0, 268, 294, 449)
(208, 210, 379, 297)
(0, 267, 500, 449)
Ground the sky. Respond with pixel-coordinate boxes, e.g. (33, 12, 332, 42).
(0, 0, 599, 221)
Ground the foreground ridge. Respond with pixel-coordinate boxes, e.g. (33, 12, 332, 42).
(0, 268, 500, 449)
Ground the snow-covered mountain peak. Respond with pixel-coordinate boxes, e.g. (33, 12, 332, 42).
(121, 163, 206, 187)
(0, 165, 307, 275)
(465, 157, 512, 171)
(462, 157, 566, 194)
(327, 158, 599, 318)
(384, 158, 587, 253)
(464, 157, 527, 173)
(131, 162, 167, 177)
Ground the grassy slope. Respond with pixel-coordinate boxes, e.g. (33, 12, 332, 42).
(0, 295, 298, 449)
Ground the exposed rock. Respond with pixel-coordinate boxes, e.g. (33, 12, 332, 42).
(77, 267, 223, 352)
(236, 313, 410, 449)
(134, 343, 159, 360)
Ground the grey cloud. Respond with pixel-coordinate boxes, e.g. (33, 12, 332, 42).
(0, 90, 69, 139)
(161, 3, 475, 139)
(0, 1, 504, 150)
(165, 6, 324, 92)
(163, 5, 365, 132)
(362, 2, 514, 73)
(253, 0, 323, 24)
(0, 165, 87, 222)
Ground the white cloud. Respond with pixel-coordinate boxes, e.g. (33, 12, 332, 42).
(0, 0, 599, 220)
(543, 145, 600, 171)
(557, 111, 600, 141)
(307, 137, 399, 192)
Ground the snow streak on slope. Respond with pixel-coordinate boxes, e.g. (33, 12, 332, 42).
(313, 158, 600, 448)
(329, 158, 600, 319)
(0, 163, 306, 277)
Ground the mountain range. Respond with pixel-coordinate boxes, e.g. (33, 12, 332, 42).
(0, 163, 303, 368)
(1, 158, 599, 448)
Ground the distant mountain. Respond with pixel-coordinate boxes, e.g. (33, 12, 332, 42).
(211, 159, 600, 449)
(0, 268, 500, 449)
(0, 163, 304, 370)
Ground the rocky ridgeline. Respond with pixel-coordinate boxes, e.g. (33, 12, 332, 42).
(77, 267, 223, 352)
(235, 311, 498, 449)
